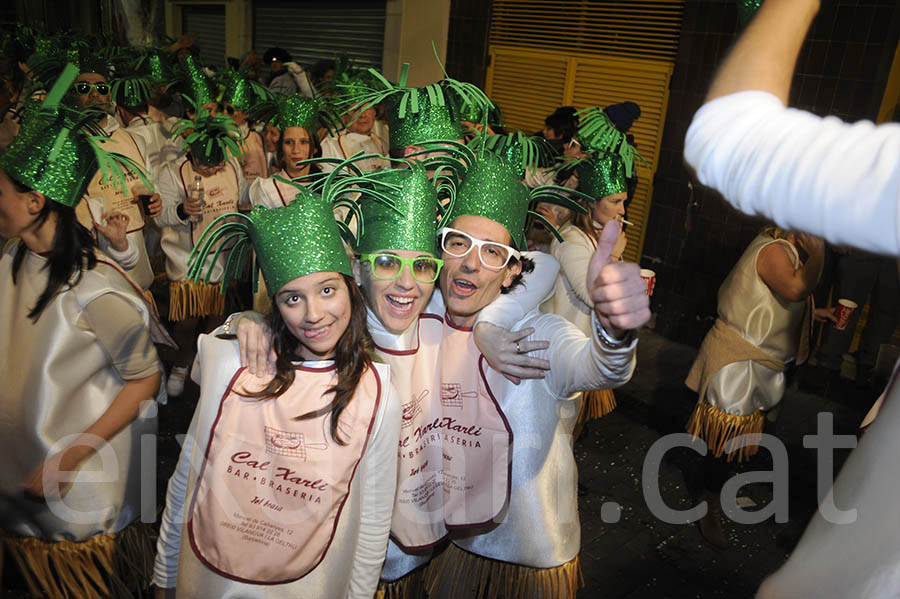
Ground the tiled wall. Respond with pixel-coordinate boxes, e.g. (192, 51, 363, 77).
(444, 0, 492, 86)
(644, 0, 900, 347)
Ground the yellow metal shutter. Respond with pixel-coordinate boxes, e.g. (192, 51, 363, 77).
(485, 0, 683, 263)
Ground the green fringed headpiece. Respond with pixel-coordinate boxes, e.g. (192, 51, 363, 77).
(143, 48, 174, 86)
(185, 156, 404, 296)
(0, 64, 153, 208)
(576, 152, 628, 199)
(220, 69, 268, 112)
(575, 107, 647, 178)
(178, 53, 217, 107)
(475, 130, 557, 179)
(170, 110, 245, 166)
(250, 94, 342, 137)
(354, 163, 440, 255)
(337, 60, 494, 150)
(187, 193, 352, 298)
(432, 143, 589, 248)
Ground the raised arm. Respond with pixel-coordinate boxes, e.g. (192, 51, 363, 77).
(706, 0, 819, 103)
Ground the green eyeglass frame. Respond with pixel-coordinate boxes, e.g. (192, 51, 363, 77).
(358, 253, 444, 284)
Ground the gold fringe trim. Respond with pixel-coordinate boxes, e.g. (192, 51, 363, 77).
(686, 400, 765, 463)
(142, 289, 159, 319)
(168, 280, 225, 321)
(579, 389, 617, 426)
(424, 543, 583, 599)
(2, 521, 155, 599)
(377, 566, 426, 599)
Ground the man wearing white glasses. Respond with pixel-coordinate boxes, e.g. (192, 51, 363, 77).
(427, 151, 649, 598)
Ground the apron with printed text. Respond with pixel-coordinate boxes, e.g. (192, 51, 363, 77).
(241, 130, 268, 183)
(187, 363, 380, 584)
(86, 128, 147, 234)
(179, 161, 241, 247)
(385, 314, 512, 550)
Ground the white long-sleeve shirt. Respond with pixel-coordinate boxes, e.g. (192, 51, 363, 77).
(684, 90, 900, 257)
(153, 334, 400, 598)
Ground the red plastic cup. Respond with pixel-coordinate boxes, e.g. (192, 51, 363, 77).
(832, 299, 858, 330)
(640, 269, 656, 297)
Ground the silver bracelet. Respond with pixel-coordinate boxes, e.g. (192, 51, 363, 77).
(594, 319, 635, 349)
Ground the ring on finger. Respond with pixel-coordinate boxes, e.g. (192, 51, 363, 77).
(516, 342, 522, 353)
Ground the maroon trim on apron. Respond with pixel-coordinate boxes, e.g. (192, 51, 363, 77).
(374, 312, 444, 356)
(444, 311, 473, 332)
(187, 360, 382, 585)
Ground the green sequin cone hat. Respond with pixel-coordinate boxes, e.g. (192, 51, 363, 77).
(429, 141, 590, 248)
(249, 94, 342, 136)
(576, 151, 628, 199)
(738, 0, 763, 26)
(187, 153, 401, 296)
(475, 130, 558, 179)
(354, 163, 440, 255)
(0, 64, 153, 208)
(575, 107, 647, 178)
(187, 193, 351, 297)
(220, 69, 269, 112)
(337, 59, 494, 150)
(177, 53, 217, 107)
(169, 109, 245, 166)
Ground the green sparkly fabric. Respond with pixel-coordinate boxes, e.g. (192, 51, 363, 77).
(738, 0, 763, 26)
(0, 64, 149, 207)
(187, 190, 351, 297)
(385, 87, 463, 150)
(576, 107, 645, 178)
(576, 152, 627, 199)
(337, 63, 493, 150)
(170, 111, 245, 166)
(443, 152, 530, 250)
(221, 70, 258, 111)
(112, 73, 153, 108)
(145, 49, 172, 85)
(355, 164, 440, 255)
(179, 53, 216, 107)
(250, 191, 352, 293)
(277, 95, 319, 131)
(477, 131, 556, 179)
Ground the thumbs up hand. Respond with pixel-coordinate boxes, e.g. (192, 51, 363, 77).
(587, 221, 651, 338)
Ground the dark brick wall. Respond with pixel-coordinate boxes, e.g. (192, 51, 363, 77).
(444, 0, 492, 87)
(644, 0, 900, 348)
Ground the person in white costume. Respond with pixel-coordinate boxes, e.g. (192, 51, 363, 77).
(682, 0, 900, 596)
(153, 184, 400, 599)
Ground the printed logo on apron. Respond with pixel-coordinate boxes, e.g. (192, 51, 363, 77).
(179, 161, 241, 247)
(187, 363, 380, 584)
(85, 128, 147, 233)
(385, 314, 512, 550)
(241, 130, 268, 183)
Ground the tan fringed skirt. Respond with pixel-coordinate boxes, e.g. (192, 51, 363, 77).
(377, 565, 427, 599)
(424, 543, 583, 599)
(686, 400, 765, 463)
(168, 279, 226, 321)
(578, 389, 617, 426)
(1, 520, 155, 599)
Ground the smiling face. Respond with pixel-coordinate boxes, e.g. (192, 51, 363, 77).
(281, 126, 313, 176)
(590, 192, 626, 227)
(354, 249, 438, 335)
(438, 215, 521, 328)
(275, 271, 353, 360)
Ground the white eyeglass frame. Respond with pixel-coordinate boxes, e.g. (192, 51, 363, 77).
(438, 227, 522, 271)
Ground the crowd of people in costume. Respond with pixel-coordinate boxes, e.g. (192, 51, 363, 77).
(1, 0, 898, 595)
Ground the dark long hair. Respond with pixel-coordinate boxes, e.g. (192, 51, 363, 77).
(10, 179, 98, 321)
(242, 273, 374, 445)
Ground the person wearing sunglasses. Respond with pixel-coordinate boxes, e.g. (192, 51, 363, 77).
(426, 150, 648, 599)
(70, 59, 159, 291)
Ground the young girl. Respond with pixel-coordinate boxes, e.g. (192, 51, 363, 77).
(153, 191, 400, 598)
(0, 65, 164, 599)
